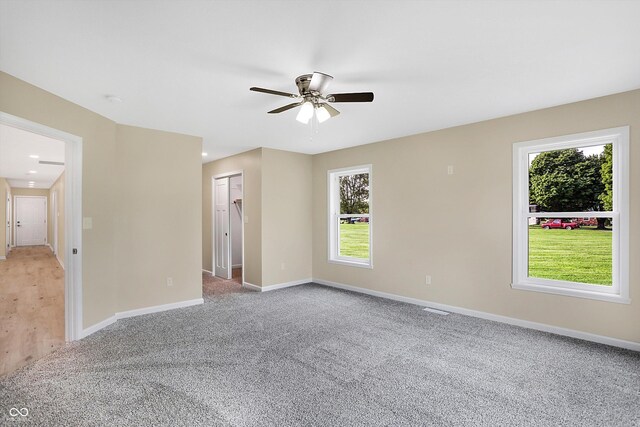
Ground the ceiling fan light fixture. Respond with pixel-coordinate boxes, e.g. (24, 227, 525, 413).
(315, 105, 331, 123)
(296, 102, 314, 124)
(251, 71, 373, 123)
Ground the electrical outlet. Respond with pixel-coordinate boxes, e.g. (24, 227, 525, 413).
(425, 275, 432, 285)
(447, 165, 454, 175)
(166, 277, 173, 287)
(244, 215, 249, 223)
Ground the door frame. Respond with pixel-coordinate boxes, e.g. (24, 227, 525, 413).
(213, 176, 231, 279)
(211, 170, 244, 286)
(52, 190, 58, 255)
(4, 187, 10, 255)
(0, 111, 83, 342)
(14, 195, 47, 246)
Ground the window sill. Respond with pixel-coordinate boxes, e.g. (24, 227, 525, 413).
(328, 259, 373, 269)
(511, 282, 630, 304)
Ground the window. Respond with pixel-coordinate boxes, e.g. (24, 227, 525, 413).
(512, 127, 629, 303)
(328, 165, 372, 268)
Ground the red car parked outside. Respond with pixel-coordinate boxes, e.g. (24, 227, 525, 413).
(541, 219, 579, 230)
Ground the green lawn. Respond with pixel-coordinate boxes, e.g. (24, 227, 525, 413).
(339, 223, 370, 259)
(339, 223, 612, 285)
(528, 226, 612, 285)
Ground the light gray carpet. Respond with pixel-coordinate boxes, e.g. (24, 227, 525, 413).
(1, 283, 639, 426)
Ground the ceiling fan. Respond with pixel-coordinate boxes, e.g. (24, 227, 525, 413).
(250, 72, 374, 124)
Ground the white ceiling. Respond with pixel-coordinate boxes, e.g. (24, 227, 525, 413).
(1, 1, 639, 162)
(0, 124, 65, 189)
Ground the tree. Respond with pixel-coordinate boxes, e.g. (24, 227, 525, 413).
(529, 149, 605, 225)
(340, 173, 369, 214)
(599, 143, 613, 211)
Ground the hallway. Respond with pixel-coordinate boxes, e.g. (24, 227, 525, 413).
(0, 246, 64, 377)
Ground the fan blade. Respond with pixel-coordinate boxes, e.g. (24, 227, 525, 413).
(309, 72, 333, 93)
(250, 87, 298, 98)
(329, 92, 374, 103)
(268, 102, 303, 114)
(322, 103, 340, 117)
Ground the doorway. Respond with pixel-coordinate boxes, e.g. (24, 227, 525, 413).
(213, 173, 243, 282)
(0, 111, 82, 351)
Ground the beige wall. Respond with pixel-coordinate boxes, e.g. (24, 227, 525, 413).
(261, 148, 312, 286)
(10, 187, 50, 246)
(202, 148, 313, 288)
(49, 172, 65, 266)
(202, 149, 262, 285)
(0, 71, 203, 329)
(115, 125, 202, 311)
(0, 178, 8, 258)
(312, 89, 640, 343)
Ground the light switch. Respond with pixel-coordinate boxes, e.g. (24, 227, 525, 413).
(83, 217, 93, 229)
(447, 165, 454, 175)
(244, 215, 249, 224)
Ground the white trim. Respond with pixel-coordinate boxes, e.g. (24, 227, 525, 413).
(81, 298, 204, 338)
(56, 254, 64, 270)
(512, 126, 629, 303)
(328, 258, 373, 269)
(212, 170, 244, 179)
(327, 164, 373, 268)
(242, 278, 310, 292)
(0, 256, 5, 260)
(511, 282, 629, 304)
(47, 243, 53, 252)
(116, 298, 203, 319)
(242, 281, 262, 291)
(262, 278, 310, 292)
(211, 170, 244, 287)
(52, 189, 58, 256)
(202, 268, 213, 274)
(4, 187, 10, 254)
(313, 278, 640, 352)
(81, 315, 116, 338)
(0, 112, 83, 342)
(232, 264, 243, 269)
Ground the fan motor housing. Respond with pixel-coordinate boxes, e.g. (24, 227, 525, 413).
(295, 74, 313, 95)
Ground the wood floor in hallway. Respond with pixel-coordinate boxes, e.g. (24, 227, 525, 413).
(0, 246, 64, 377)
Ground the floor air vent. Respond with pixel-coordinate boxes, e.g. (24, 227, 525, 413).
(423, 307, 449, 315)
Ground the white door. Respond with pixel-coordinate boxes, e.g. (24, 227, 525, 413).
(5, 190, 10, 253)
(15, 196, 47, 246)
(214, 177, 231, 279)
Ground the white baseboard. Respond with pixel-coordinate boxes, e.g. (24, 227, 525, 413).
(313, 278, 640, 352)
(81, 297, 204, 338)
(232, 264, 243, 269)
(47, 244, 53, 252)
(0, 255, 5, 260)
(81, 315, 117, 338)
(243, 278, 311, 292)
(117, 298, 203, 320)
(201, 269, 213, 274)
(242, 281, 262, 291)
(56, 254, 64, 270)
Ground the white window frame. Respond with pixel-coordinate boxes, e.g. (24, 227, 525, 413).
(328, 165, 373, 268)
(512, 126, 629, 304)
